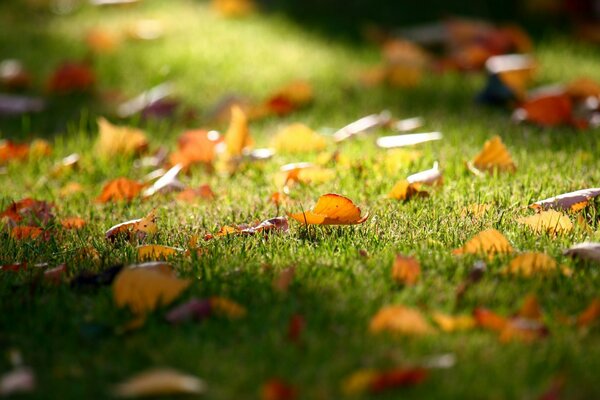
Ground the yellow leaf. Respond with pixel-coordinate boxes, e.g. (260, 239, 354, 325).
(380, 149, 422, 173)
(96, 117, 148, 157)
(517, 210, 573, 235)
(341, 369, 377, 396)
(59, 182, 83, 197)
(105, 210, 158, 242)
(212, 0, 256, 17)
(209, 296, 246, 318)
(470, 135, 516, 173)
(453, 229, 513, 258)
(113, 368, 206, 397)
(224, 105, 252, 157)
(460, 203, 492, 218)
(369, 305, 434, 336)
(432, 312, 475, 332)
(288, 193, 368, 225)
(391, 255, 420, 285)
(137, 245, 183, 260)
(113, 262, 191, 315)
(388, 180, 428, 201)
(503, 252, 557, 277)
(271, 123, 327, 153)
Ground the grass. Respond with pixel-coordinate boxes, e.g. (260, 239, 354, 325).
(1, 0, 600, 399)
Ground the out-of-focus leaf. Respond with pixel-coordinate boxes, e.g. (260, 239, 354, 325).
(260, 81, 313, 117)
(456, 260, 486, 301)
(333, 111, 391, 142)
(169, 129, 222, 168)
(0, 140, 30, 163)
(564, 242, 600, 263)
(96, 178, 145, 203)
(513, 92, 574, 127)
(85, 28, 119, 53)
(209, 296, 246, 318)
(61, 217, 86, 230)
(288, 194, 368, 225)
(453, 229, 513, 258)
(105, 210, 157, 242)
(407, 162, 443, 185)
(47, 61, 95, 94)
(530, 188, 600, 212)
(577, 298, 600, 327)
(142, 164, 185, 197)
(503, 252, 558, 277)
(224, 105, 252, 157)
(388, 180, 428, 201)
(165, 298, 212, 324)
(137, 245, 183, 260)
(376, 132, 442, 148)
(11, 226, 44, 240)
(273, 265, 295, 293)
(177, 185, 215, 202)
(261, 379, 297, 400)
(1, 198, 54, 227)
(117, 82, 174, 118)
(271, 123, 326, 153)
(112, 368, 206, 397)
(369, 367, 428, 393)
(369, 305, 434, 335)
(96, 117, 148, 157)
(432, 312, 475, 332)
(205, 216, 288, 240)
(469, 135, 516, 174)
(517, 210, 573, 235)
(212, 0, 256, 17)
(566, 77, 600, 100)
(391, 255, 420, 285)
(0, 367, 35, 396)
(113, 262, 191, 315)
(287, 314, 304, 343)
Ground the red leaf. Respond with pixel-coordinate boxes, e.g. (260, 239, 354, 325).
(369, 367, 428, 393)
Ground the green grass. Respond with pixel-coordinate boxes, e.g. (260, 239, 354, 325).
(1, 0, 600, 399)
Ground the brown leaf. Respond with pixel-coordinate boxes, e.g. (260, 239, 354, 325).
(369, 305, 434, 336)
(61, 217, 86, 230)
(517, 210, 573, 235)
(96, 178, 145, 203)
(47, 61, 95, 94)
(391, 255, 420, 285)
(564, 242, 600, 263)
(1, 198, 54, 226)
(105, 210, 157, 242)
(261, 379, 297, 400)
(176, 185, 215, 202)
(112, 368, 206, 397)
(530, 188, 600, 212)
(369, 367, 428, 393)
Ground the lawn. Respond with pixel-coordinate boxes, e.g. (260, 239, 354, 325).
(1, 0, 600, 399)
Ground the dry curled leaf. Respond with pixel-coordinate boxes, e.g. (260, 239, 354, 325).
(96, 117, 148, 157)
(205, 216, 288, 240)
(517, 210, 573, 235)
(113, 262, 191, 315)
(564, 242, 600, 263)
(288, 194, 368, 225)
(388, 180, 428, 201)
(530, 188, 600, 212)
(503, 252, 557, 277)
(469, 135, 516, 173)
(113, 368, 206, 397)
(369, 305, 434, 336)
(453, 229, 513, 258)
(105, 210, 157, 242)
(96, 178, 145, 203)
(391, 255, 420, 285)
(271, 123, 326, 153)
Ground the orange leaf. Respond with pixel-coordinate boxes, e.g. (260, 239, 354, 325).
(169, 129, 221, 168)
(388, 180, 428, 201)
(96, 178, 145, 203)
(223, 105, 252, 157)
(470, 135, 516, 173)
(515, 93, 573, 127)
(518, 294, 543, 321)
(369, 305, 434, 336)
(566, 77, 600, 100)
(269, 191, 289, 207)
(96, 117, 148, 157)
(0, 140, 29, 164)
(530, 188, 600, 212)
(137, 244, 183, 260)
(391, 255, 420, 285)
(453, 229, 513, 258)
(517, 210, 573, 235)
(262, 81, 313, 116)
(261, 379, 297, 400)
(473, 308, 508, 332)
(176, 185, 215, 202)
(61, 217, 86, 230)
(10, 226, 43, 240)
(288, 193, 368, 225)
(577, 298, 600, 327)
(1, 198, 54, 226)
(503, 252, 557, 277)
(212, 0, 256, 17)
(85, 28, 119, 53)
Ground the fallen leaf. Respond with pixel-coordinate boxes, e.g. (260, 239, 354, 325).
(530, 188, 600, 212)
(105, 210, 157, 242)
(113, 262, 191, 315)
(333, 111, 391, 142)
(407, 162, 443, 185)
(432, 312, 475, 332)
(205, 216, 288, 240)
(273, 265, 296, 293)
(1, 198, 54, 226)
(474, 299, 548, 343)
(47, 61, 95, 94)
(0, 140, 30, 164)
(473, 308, 508, 332)
(369, 367, 428, 393)
(177, 185, 215, 202)
(50, 153, 80, 176)
(469, 135, 516, 173)
(96, 117, 148, 157)
(453, 229, 514, 258)
(165, 298, 212, 324)
(566, 77, 600, 100)
(455, 260, 486, 301)
(142, 164, 185, 197)
(169, 129, 222, 168)
(113, 368, 206, 397)
(271, 123, 327, 153)
(269, 191, 288, 207)
(564, 242, 600, 263)
(460, 204, 492, 218)
(137, 245, 183, 260)
(503, 252, 557, 277)
(287, 314, 305, 343)
(96, 178, 145, 203)
(577, 298, 600, 327)
(369, 305, 434, 336)
(288, 194, 368, 225)
(10, 226, 44, 240)
(209, 296, 246, 318)
(514, 92, 573, 127)
(213, 0, 256, 17)
(261, 379, 297, 400)
(61, 217, 86, 230)
(261, 81, 313, 117)
(86, 28, 119, 53)
(376, 132, 442, 148)
(391, 255, 420, 285)
(517, 210, 573, 235)
(0, 367, 35, 396)
(223, 105, 252, 157)
(60, 182, 84, 197)
(388, 180, 428, 201)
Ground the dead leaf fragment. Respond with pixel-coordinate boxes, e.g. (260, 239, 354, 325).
(96, 178, 144, 203)
(391, 255, 420, 285)
(205, 216, 288, 240)
(113, 262, 191, 315)
(470, 135, 516, 173)
(113, 368, 206, 397)
(530, 188, 600, 212)
(504, 252, 557, 277)
(517, 210, 573, 235)
(369, 305, 434, 336)
(288, 194, 368, 225)
(453, 229, 513, 258)
(96, 117, 148, 157)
